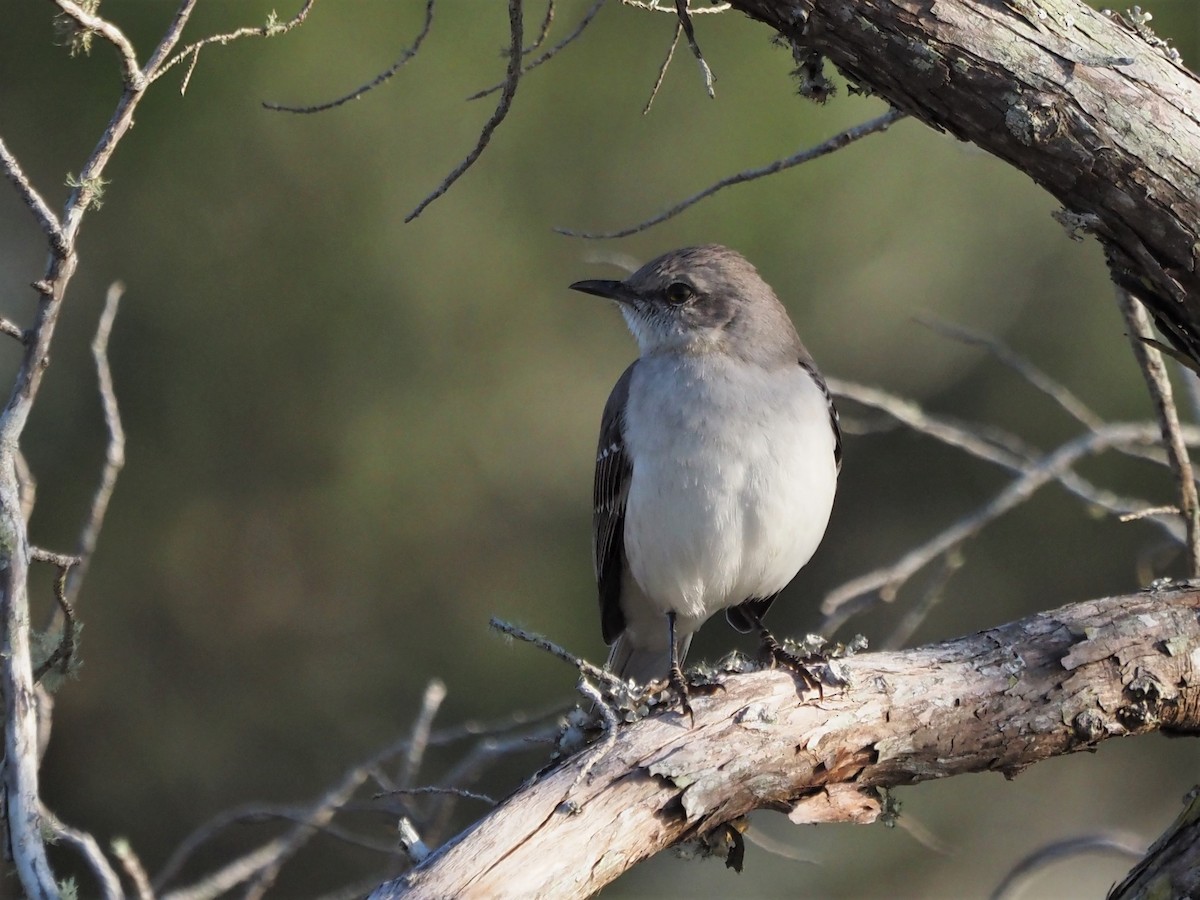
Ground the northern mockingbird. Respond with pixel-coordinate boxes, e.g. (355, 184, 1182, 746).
(570, 244, 841, 698)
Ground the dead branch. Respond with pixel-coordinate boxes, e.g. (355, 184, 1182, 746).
(371, 586, 1200, 899)
(727, 0, 1200, 369)
(405, 0, 524, 222)
(1117, 289, 1200, 575)
(264, 0, 432, 113)
(556, 108, 905, 238)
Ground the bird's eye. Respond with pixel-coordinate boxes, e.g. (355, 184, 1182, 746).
(665, 282, 694, 304)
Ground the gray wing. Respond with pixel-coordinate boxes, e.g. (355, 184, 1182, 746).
(594, 363, 636, 645)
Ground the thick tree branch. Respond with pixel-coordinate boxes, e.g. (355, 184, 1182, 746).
(372, 586, 1200, 899)
(729, 0, 1200, 366)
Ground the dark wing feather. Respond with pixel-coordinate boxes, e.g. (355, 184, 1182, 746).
(727, 355, 841, 633)
(799, 354, 841, 472)
(594, 363, 636, 645)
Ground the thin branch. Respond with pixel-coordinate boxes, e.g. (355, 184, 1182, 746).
(380, 786, 497, 806)
(406, 0, 524, 222)
(151, 0, 317, 90)
(399, 678, 447, 790)
(112, 838, 155, 900)
(829, 379, 1184, 543)
(1118, 289, 1200, 575)
(819, 422, 1196, 633)
(0, 134, 66, 253)
(42, 806, 123, 900)
(673, 0, 715, 97)
(467, 0, 606, 101)
(397, 818, 431, 865)
(489, 616, 622, 689)
(917, 316, 1105, 431)
(31, 561, 77, 684)
(991, 833, 1143, 900)
(264, 0, 433, 113)
(53, 0, 144, 88)
(555, 108, 906, 238)
(154, 701, 567, 892)
(66, 281, 126, 606)
(525, 0, 556, 54)
(424, 723, 563, 846)
(643, 19, 683, 114)
(882, 549, 964, 650)
(162, 842, 288, 900)
(0, 317, 26, 342)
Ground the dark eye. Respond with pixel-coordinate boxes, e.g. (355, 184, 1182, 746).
(665, 282, 694, 304)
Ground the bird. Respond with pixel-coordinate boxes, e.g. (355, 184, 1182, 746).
(569, 244, 841, 699)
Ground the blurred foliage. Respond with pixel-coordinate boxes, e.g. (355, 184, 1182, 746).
(1, 0, 1199, 896)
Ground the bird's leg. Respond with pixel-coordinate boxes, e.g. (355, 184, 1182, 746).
(666, 612, 695, 724)
(745, 611, 826, 699)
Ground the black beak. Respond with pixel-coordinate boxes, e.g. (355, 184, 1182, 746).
(569, 279, 633, 303)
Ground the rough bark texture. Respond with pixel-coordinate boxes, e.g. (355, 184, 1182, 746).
(730, 0, 1200, 363)
(1110, 788, 1200, 899)
(371, 587, 1200, 899)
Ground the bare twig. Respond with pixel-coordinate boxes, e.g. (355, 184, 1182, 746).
(819, 422, 1197, 633)
(406, 0, 523, 222)
(490, 616, 622, 689)
(0, 317, 25, 342)
(31, 560, 78, 685)
(42, 806, 123, 900)
(424, 723, 563, 845)
(644, 19, 683, 114)
(399, 678, 447, 790)
(162, 842, 289, 900)
(673, 0, 715, 97)
(568, 678, 618, 799)
(1118, 289, 1200, 575)
(398, 818, 431, 865)
(265, 0, 433, 113)
(152, 0, 318, 91)
(882, 549, 964, 650)
(53, 0, 144, 88)
(0, 135, 66, 253)
(1121, 505, 1181, 522)
(918, 316, 1105, 431)
(154, 700, 566, 892)
(556, 108, 905, 238)
(380, 786, 497, 806)
(829, 379, 1183, 543)
(112, 838, 155, 900)
(991, 832, 1144, 900)
(64, 281, 126, 606)
(526, 0, 556, 54)
(467, 0, 606, 101)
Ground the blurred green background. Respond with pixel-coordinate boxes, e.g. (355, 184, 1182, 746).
(2, 1, 1200, 897)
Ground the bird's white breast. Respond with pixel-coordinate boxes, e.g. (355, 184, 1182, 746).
(621, 353, 837, 632)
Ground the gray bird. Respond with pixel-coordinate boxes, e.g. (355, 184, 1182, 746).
(570, 244, 841, 693)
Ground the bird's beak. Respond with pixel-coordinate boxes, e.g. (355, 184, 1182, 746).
(569, 279, 634, 304)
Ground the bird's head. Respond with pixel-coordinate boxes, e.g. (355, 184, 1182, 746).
(569, 244, 799, 362)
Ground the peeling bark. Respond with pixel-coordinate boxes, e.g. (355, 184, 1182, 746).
(371, 587, 1200, 899)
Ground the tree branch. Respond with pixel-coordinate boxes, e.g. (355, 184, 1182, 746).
(371, 587, 1200, 899)
(728, 0, 1200, 368)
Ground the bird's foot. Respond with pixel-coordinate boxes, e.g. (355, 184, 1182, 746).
(758, 629, 835, 699)
(667, 662, 725, 726)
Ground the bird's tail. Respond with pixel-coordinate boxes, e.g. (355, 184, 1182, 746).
(605, 632, 692, 686)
